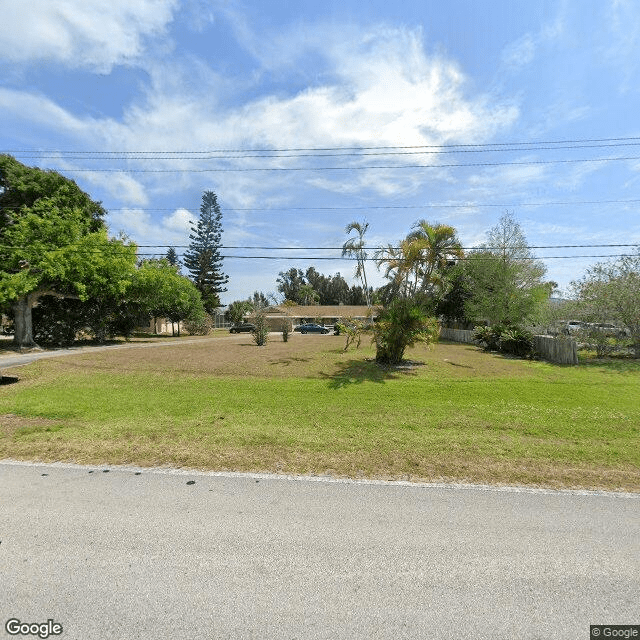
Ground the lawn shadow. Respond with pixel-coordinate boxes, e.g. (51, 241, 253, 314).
(269, 356, 312, 367)
(577, 356, 640, 374)
(321, 358, 421, 389)
(442, 359, 473, 369)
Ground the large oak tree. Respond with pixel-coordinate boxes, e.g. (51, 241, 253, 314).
(0, 155, 136, 347)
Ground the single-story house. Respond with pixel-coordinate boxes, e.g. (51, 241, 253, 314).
(248, 304, 380, 331)
(138, 317, 184, 335)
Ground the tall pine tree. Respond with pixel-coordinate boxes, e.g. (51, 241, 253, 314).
(165, 246, 179, 266)
(184, 191, 228, 312)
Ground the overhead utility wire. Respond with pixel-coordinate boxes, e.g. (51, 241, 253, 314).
(67, 252, 634, 261)
(52, 156, 640, 173)
(9, 142, 640, 160)
(5, 135, 640, 154)
(131, 243, 639, 250)
(205, 198, 640, 211)
(3, 243, 637, 253)
(12, 250, 613, 262)
(4, 198, 638, 214)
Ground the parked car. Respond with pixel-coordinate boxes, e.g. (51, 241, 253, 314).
(563, 321, 585, 335)
(229, 322, 255, 333)
(587, 323, 629, 338)
(294, 323, 330, 334)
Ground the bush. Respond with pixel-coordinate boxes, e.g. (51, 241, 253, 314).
(33, 297, 86, 346)
(499, 327, 535, 358)
(280, 318, 292, 342)
(252, 312, 269, 346)
(373, 299, 439, 365)
(472, 325, 503, 351)
(183, 312, 213, 336)
(473, 324, 536, 358)
(579, 328, 619, 358)
(337, 318, 367, 352)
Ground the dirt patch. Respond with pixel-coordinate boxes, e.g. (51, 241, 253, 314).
(0, 413, 59, 435)
(30, 334, 537, 380)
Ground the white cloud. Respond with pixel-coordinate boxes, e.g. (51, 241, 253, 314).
(232, 27, 518, 149)
(467, 162, 547, 195)
(75, 170, 149, 206)
(0, 0, 178, 71)
(552, 162, 603, 192)
(605, 0, 640, 92)
(163, 208, 193, 233)
(499, 11, 565, 72)
(107, 206, 195, 246)
(501, 34, 537, 69)
(107, 208, 154, 240)
(0, 23, 519, 205)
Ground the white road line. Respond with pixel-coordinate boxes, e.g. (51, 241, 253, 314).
(2, 458, 638, 498)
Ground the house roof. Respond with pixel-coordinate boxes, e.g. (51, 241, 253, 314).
(258, 305, 380, 318)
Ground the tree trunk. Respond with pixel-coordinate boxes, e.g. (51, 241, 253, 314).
(12, 294, 37, 348)
(11, 290, 80, 349)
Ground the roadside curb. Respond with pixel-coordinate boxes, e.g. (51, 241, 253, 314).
(2, 459, 639, 499)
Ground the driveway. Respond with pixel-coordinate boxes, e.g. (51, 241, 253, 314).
(1, 461, 638, 639)
(0, 336, 231, 372)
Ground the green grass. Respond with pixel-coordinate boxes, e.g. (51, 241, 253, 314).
(1, 339, 639, 490)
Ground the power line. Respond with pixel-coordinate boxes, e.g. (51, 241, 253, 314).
(8, 142, 640, 161)
(41, 156, 640, 172)
(3, 197, 636, 214)
(97, 198, 640, 212)
(5, 135, 640, 154)
(2, 243, 637, 253)
(131, 243, 640, 250)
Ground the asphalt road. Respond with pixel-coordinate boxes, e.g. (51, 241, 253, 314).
(0, 337, 230, 372)
(1, 461, 638, 640)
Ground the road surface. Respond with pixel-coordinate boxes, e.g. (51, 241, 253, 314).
(1, 461, 638, 639)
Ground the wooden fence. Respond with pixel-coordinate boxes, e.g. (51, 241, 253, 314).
(439, 327, 578, 365)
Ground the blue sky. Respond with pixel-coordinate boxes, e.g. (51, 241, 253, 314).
(1, 0, 639, 304)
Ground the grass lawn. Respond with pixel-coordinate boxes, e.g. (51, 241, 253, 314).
(1, 334, 639, 491)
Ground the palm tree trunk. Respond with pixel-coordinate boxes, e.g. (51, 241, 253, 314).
(359, 254, 371, 306)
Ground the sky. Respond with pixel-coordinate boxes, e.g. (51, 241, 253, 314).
(1, 0, 639, 305)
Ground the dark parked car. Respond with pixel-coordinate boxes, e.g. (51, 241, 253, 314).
(229, 322, 256, 333)
(294, 323, 330, 334)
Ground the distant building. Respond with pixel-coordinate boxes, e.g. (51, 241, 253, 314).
(248, 304, 380, 331)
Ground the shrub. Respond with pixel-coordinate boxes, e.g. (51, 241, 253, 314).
(337, 318, 367, 352)
(183, 312, 213, 336)
(280, 318, 292, 342)
(373, 299, 439, 365)
(473, 324, 536, 358)
(252, 312, 269, 346)
(499, 327, 536, 358)
(33, 298, 85, 346)
(472, 325, 502, 351)
(579, 327, 619, 358)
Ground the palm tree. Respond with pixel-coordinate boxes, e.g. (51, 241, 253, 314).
(298, 284, 320, 306)
(406, 221, 463, 296)
(342, 221, 371, 307)
(375, 239, 419, 298)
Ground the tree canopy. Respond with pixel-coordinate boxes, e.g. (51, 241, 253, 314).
(276, 267, 368, 305)
(375, 221, 462, 303)
(463, 212, 549, 327)
(571, 249, 640, 355)
(0, 155, 136, 347)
